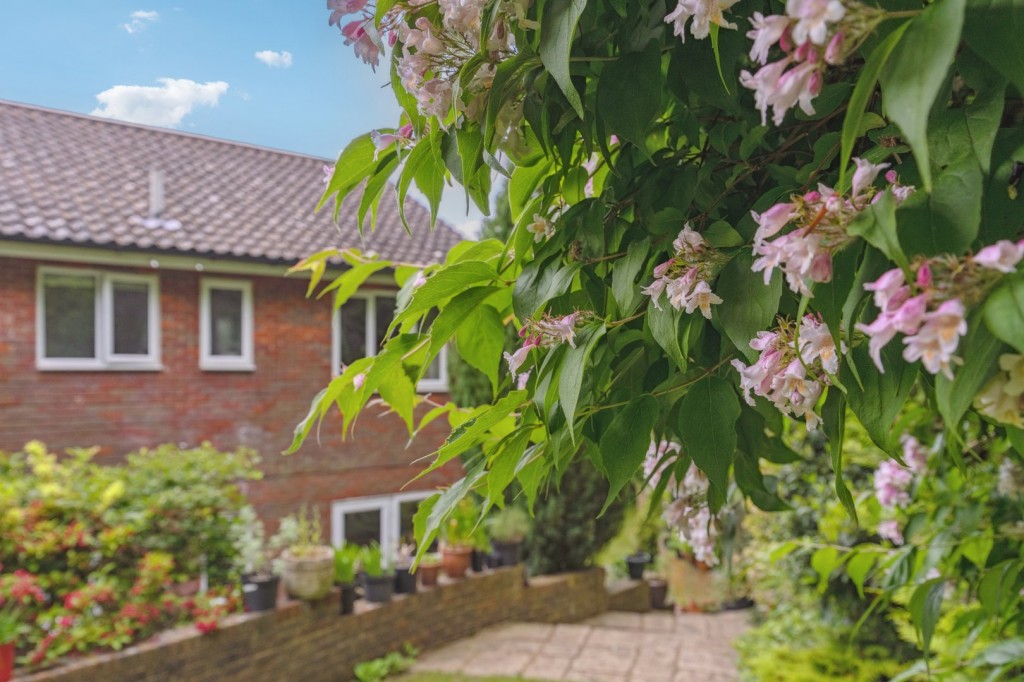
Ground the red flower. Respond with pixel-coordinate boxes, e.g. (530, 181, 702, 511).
(195, 619, 218, 634)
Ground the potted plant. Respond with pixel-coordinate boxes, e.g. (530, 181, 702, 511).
(441, 497, 478, 579)
(626, 551, 651, 580)
(360, 542, 394, 603)
(393, 544, 418, 594)
(417, 552, 442, 587)
(488, 506, 530, 567)
(333, 544, 360, 615)
(272, 506, 334, 601)
(470, 523, 490, 572)
(232, 506, 279, 613)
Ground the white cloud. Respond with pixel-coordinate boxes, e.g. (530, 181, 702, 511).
(122, 10, 159, 34)
(91, 78, 229, 128)
(254, 50, 293, 68)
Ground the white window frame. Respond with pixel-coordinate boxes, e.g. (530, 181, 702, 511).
(330, 491, 435, 560)
(36, 266, 161, 371)
(199, 278, 255, 371)
(331, 292, 449, 392)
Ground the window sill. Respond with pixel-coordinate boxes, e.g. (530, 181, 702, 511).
(200, 361, 256, 372)
(37, 362, 165, 372)
(416, 381, 449, 393)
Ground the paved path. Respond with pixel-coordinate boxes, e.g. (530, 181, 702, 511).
(410, 610, 749, 682)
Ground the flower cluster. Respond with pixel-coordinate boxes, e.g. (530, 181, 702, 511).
(644, 439, 681, 483)
(504, 312, 585, 388)
(664, 0, 740, 43)
(732, 315, 839, 429)
(873, 434, 930, 545)
(856, 241, 1021, 378)
(752, 161, 914, 296)
(740, 0, 882, 125)
(975, 354, 1024, 428)
(328, 0, 381, 67)
(663, 463, 721, 566)
(642, 225, 725, 319)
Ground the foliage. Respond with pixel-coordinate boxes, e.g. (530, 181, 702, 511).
(272, 505, 327, 559)
(0, 441, 255, 667)
(231, 506, 272, 577)
(525, 458, 626, 575)
(444, 497, 481, 548)
(360, 542, 392, 578)
(301, 0, 1024, 671)
(334, 545, 361, 584)
(353, 643, 418, 682)
(488, 506, 530, 543)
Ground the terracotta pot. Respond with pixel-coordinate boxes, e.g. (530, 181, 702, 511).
(281, 546, 334, 601)
(0, 641, 13, 682)
(418, 562, 441, 587)
(442, 546, 472, 579)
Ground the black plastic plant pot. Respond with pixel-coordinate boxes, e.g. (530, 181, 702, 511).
(492, 540, 522, 567)
(394, 566, 418, 594)
(363, 574, 394, 603)
(486, 552, 502, 569)
(626, 552, 651, 580)
(470, 549, 487, 572)
(648, 578, 669, 610)
(241, 574, 279, 613)
(338, 583, 356, 615)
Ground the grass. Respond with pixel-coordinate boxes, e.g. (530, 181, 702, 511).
(396, 674, 549, 682)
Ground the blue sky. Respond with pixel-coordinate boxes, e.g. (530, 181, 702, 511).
(0, 1, 483, 232)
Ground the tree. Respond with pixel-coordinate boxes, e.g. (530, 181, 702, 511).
(295, 0, 1024, 673)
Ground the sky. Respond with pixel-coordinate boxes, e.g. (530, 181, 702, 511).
(0, 1, 484, 234)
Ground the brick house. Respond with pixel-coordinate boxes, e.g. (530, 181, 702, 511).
(0, 100, 464, 555)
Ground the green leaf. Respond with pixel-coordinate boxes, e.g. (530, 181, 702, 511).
(838, 22, 911, 192)
(318, 133, 379, 221)
(909, 578, 945, 658)
(814, 242, 863, 352)
(377, 364, 417, 433)
(811, 547, 842, 593)
(647, 304, 689, 372)
(879, 0, 966, 192)
(898, 156, 984, 257)
(842, 344, 918, 454)
(319, 260, 392, 311)
(822, 389, 857, 520)
(421, 391, 528, 477)
(395, 261, 496, 328)
(847, 191, 908, 270)
(598, 395, 659, 512)
(611, 237, 650, 314)
(597, 41, 662, 150)
(559, 325, 607, 435)
(963, 0, 1024, 93)
(979, 561, 1022, 616)
(971, 639, 1024, 668)
(509, 162, 551, 224)
(716, 251, 783, 362)
(456, 304, 505, 396)
(935, 315, 1003, 432)
(357, 153, 400, 231)
(284, 387, 329, 455)
(538, 0, 588, 118)
(513, 258, 580, 320)
(678, 376, 740, 507)
(983, 274, 1024, 352)
(961, 530, 994, 569)
(428, 285, 501, 360)
(487, 430, 532, 505)
(734, 450, 789, 512)
(846, 550, 878, 599)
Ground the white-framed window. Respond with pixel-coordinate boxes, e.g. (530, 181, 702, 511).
(330, 491, 436, 560)
(199, 278, 255, 371)
(36, 266, 161, 371)
(331, 292, 448, 392)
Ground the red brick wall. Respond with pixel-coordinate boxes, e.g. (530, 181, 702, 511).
(0, 255, 460, 528)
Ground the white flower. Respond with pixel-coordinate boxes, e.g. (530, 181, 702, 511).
(746, 12, 789, 65)
(527, 214, 554, 242)
(665, 0, 739, 42)
(673, 223, 705, 255)
(786, 0, 845, 46)
(851, 158, 889, 200)
(902, 299, 967, 379)
(684, 280, 722, 319)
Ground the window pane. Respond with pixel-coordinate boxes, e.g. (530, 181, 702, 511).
(339, 298, 367, 366)
(399, 499, 437, 552)
(43, 274, 95, 358)
(343, 509, 381, 547)
(112, 281, 150, 355)
(375, 296, 396, 352)
(423, 356, 442, 380)
(209, 288, 243, 357)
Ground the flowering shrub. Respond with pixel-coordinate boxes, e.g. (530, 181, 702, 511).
(0, 442, 258, 668)
(295, 0, 1024, 673)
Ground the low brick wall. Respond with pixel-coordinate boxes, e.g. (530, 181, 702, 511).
(16, 566, 611, 682)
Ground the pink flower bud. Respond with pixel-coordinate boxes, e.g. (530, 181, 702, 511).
(779, 27, 793, 53)
(916, 263, 932, 288)
(885, 170, 898, 184)
(824, 32, 844, 65)
(803, 190, 821, 203)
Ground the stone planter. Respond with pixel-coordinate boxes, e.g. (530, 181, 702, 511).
(281, 546, 334, 601)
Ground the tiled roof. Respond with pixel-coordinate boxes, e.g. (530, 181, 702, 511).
(0, 100, 462, 266)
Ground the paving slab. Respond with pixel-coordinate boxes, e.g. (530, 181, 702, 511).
(411, 608, 749, 680)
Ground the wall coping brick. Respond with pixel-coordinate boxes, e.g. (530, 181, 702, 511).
(13, 566, 639, 682)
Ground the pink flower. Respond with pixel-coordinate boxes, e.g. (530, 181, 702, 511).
(666, 269, 698, 310)
(856, 314, 899, 372)
(878, 519, 904, 545)
(863, 268, 906, 312)
(746, 12, 789, 65)
(352, 372, 366, 390)
(503, 345, 532, 377)
(900, 434, 928, 474)
(874, 459, 913, 508)
(328, 0, 369, 27)
(673, 224, 706, 255)
(851, 158, 889, 199)
(665, 0, 740, 43)
(741, 58, 792, 126)
(891, 294, 928, 333)
(684, 280, 723, 319)
(641, 278, 668, 309)
(752, 202, 797, 244)
(902, 298, 967, 379)
(322, 164, 335, 185)
(516, 371, 531, 390)
(916, 262, 933, 288)
(786, 0, 845, 45)
(824, 31, 845, 64)
(974, 239, 1024, 273)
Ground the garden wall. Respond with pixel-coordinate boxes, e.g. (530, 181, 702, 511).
(15, 566, 625, 682)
